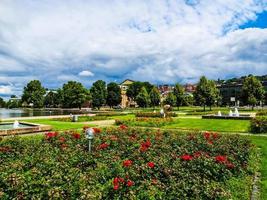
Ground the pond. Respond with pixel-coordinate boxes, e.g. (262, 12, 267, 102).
(0, 108, 85, 119)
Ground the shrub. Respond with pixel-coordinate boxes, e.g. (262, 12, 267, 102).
(135, 112, 177, 118)
(95, 112, 128, 117)
(115, 117, 174, 127)
(0, 128, 256, 199)
(250, 116, 267, 133)
(256, 110, 267, 116)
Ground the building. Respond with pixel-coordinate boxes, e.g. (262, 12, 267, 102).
(184, 84, 196, 93)
(119, 79, 135, 108)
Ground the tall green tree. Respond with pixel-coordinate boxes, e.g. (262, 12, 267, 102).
(241, 75, 265, 110)
(126, 81, 153, 101)
(0, 97, 6, 108)
(22, 80, 46, 108)
(164, 92, 176, 107)
(149, 87, 160, 108)
(44, 91, 57, 108)
(194, 76, 220, 111)
(136, 87, 150, 108)
(173, 84, 184, 110)
(106, 82, 122, 108)
(62, 81, 89, 109)
(90, 80, 107, 109)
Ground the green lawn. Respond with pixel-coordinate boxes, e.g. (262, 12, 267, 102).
(249, 136, 267, 200)
(162, 118, 250, 132)
(24, 119, 96, 131)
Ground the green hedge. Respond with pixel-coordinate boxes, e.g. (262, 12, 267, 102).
(250, 116, 267, 133)
(115, 117, 174, 127)
(0, 128, 256, 199)
(256, 110, 267, 116)
(135, 112, 177, 118)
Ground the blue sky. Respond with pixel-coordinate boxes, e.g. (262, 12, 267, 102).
(0, 0, 267, 98)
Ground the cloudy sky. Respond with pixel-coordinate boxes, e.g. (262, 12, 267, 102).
(0, 0, 267, 98)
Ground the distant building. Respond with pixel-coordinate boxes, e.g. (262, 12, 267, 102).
(184, 84, 196, 93)
(119, 79, 135, 108)
(157, 84, 174, 99)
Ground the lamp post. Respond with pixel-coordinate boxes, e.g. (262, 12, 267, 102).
(86, 128, 95, 152)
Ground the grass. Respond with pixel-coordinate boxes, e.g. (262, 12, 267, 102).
(162, 118, 250, 132)
(24, 119, 96, 131)
(249, 136, 267, 200)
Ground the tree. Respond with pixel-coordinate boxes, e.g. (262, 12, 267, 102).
(194, 76, 220, 111)
(173, 84, 184, 110)
(22, 80, 46, 108)
(0, 97, 6, 108)
(90, 80, 107, 109)
(136, 87, 150, 108)
(62, 81, 89, 109)
(164, 92, 176, 107)
(241, 75, 265, 110)
(44, 91, 57, 108)
(106, 82, 121, 108)
(149, 87, 160, 108)
(126, 81, 153, 101)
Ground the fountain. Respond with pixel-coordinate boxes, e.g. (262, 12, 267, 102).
(13, 120, 19, 129)
(234, 108, 239, 117)
(217, 111, 222, 116)
(229, 110, 233, 117)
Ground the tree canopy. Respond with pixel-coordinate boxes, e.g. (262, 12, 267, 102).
(106, 82, 122, 107)
(90, 80, 107, 109)
(136, 87, 150, 108)
(22, 80, 46, 108)
(62, 81, 89, 109)
(173, 83, 184, 110)
(149, 87, 161, 108)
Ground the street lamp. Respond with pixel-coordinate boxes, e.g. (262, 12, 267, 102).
(86, 128, 95, 152)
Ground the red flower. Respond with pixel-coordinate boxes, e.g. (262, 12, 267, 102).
(72, 133, 81, 139)
(58, 137, 66, 143)
(110, 135, 118, 141)
(140, 139, 151, 152)
(123, 160, 133, 167)
(60, 144, 68, 149)
(93, 127, 101, 133)
(127, 180, 134, 187)
(212, 132, 219, 139)
(226, 162, 235, 169)
(181, 154, 193, 161)
(207, 140, 213, 145)
(113, 177, 119, 185)
(113, 184, 119, 190)
(119, 124, 127, 130)
(203, 132, 211, 140)
(151, 179, 158, 185)
(193, 151, 202, 158)
(98, 143, 109, 150)
(147, 162, 155, 168)
(45, 132, 58, 139)
(215, 155, 227, 163)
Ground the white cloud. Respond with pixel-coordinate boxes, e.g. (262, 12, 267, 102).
(0, 85, 12, 95)
(79, 70, 94, 77)
(0, 0, 266, 96)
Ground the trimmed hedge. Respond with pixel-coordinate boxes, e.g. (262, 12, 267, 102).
(202, 115, 253, 120)
(135, 112, 177, 118)
(115, 117, 174, 127)
(250, 116, 267, 133)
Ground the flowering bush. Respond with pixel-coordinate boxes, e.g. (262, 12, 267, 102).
(135, 112, 177, 118)
(0, 128, 257, 199)
(250, 116, 267, 133)
(115, 117, 173, 127)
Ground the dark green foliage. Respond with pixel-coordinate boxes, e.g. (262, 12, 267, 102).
(241, 75, 265, 110)
(194, 76, 220, 111)
(44, 91, 57, 108)
(106, 82, 122, 108)
(164, 92, 176, 107)
(149, 87, 160, 108)
(90, 80, 107, 109)
(62, 81, 89, 109)
(136, 87, 150, 108)
(0, 97, 5, 108)
(126, 81, 153, 101)
(21, 80, 46, 108)
(250, 116, 267, 133)
(173, 84, 184, 110)
(135, 112, 177, 118)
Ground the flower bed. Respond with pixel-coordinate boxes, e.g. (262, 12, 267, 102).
(0, 128, 257, 199)
(250, 116, 267, 133)
(115, 117, 174, 127)
(135, 112, 177, 118)
(54, 115, 108, 122)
